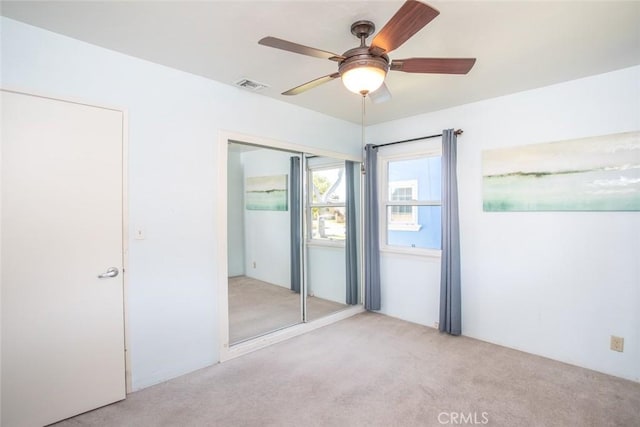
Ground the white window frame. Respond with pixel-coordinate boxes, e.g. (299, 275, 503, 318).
(307, 162, 346, 247)
(378, 141, 442, 257)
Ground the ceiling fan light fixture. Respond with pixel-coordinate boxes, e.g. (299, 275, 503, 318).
(341, 66, 386, 95)
(260, 3, 476, 98)
(339, 55, 388, 95)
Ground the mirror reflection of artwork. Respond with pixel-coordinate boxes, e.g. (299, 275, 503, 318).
(483, 131, 640, 211)
(245, 175, 288, 211)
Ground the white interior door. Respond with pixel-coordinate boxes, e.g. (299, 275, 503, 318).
(1, 90, 126, 426)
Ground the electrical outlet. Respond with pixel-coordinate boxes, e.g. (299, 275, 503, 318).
(610, 336, 624, 352)
(434, 321, 439, 329)
(252, 261, 256, 268)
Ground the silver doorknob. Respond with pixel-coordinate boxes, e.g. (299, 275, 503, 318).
(97, 267, 119, 279)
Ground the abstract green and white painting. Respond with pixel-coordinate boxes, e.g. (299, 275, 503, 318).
(482, 131, 640, 211)
(245, 175, 288, 211)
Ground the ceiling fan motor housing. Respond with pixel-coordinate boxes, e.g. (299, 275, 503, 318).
(338, 47, 390, 77)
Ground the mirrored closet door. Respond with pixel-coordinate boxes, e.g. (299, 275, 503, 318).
(227, 142, 361, 345)
(227, 142, 303, 344)
(305, 157, 361, 321)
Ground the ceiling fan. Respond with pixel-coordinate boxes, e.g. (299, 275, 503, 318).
(258, 0, 476, 102)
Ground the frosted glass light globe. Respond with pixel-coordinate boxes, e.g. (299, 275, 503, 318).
(341, 66, 386, 95)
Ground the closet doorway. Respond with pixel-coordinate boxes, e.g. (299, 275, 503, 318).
(218, 133, 364, 360)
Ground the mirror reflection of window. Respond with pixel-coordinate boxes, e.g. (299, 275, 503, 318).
(305, 158, 361, 322)
(309, 165, 346, 242)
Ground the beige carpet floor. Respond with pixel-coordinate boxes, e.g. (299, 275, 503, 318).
(228, 275, 347, 343)
(55, 312, 639, 427)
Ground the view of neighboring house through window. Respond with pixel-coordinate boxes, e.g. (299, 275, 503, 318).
(383, 152, 442, 251)
(389, 180, 419, 230)
(308, 164, 346, 243)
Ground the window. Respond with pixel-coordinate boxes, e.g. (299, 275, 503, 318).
(382, 151, 442, 252)
(388, 180, 419, 230)
(308, 164, 346, 243)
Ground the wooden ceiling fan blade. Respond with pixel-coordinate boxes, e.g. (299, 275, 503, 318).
(259, 37, 344, 61)
(282, 73, 341, 96)
(368, 82, 392, 104)
(370, 0, 440, 55)
(391, 58, 476, 74)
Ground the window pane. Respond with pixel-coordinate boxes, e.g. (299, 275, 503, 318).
(387, 206, 441, 249)
(311, 168, 345, 204)
(388, 157, 441, 201)
(310, 206, 346, 241)
(389, 205, 415, 224)
(391, 186, 412, 201)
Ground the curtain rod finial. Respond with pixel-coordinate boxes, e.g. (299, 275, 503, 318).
(454, 129, 464, 136)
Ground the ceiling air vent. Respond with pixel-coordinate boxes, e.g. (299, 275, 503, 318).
(234, 78, 270, 92)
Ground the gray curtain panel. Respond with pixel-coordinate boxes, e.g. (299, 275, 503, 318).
(364, 145, 381, 310)
(345, 161, 358, 305)
(439, 129, 462, 335)
(290, 156, 301, 293)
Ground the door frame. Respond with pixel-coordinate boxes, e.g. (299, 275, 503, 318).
(216, 130, 364, 362)
(1, 87, 132, 393)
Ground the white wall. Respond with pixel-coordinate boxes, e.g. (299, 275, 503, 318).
(241, 148, 293, 288)
(368, 65, 640, 381)
(227, 151, 245, 277)
(0, 17, 360, 390)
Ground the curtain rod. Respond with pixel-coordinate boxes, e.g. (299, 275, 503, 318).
(372, 129, 463, 149)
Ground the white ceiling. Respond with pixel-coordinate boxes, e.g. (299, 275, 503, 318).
(2, 1, 639, 125)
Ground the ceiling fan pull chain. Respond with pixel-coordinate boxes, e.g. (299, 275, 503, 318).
(361, 94, 366, 175)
